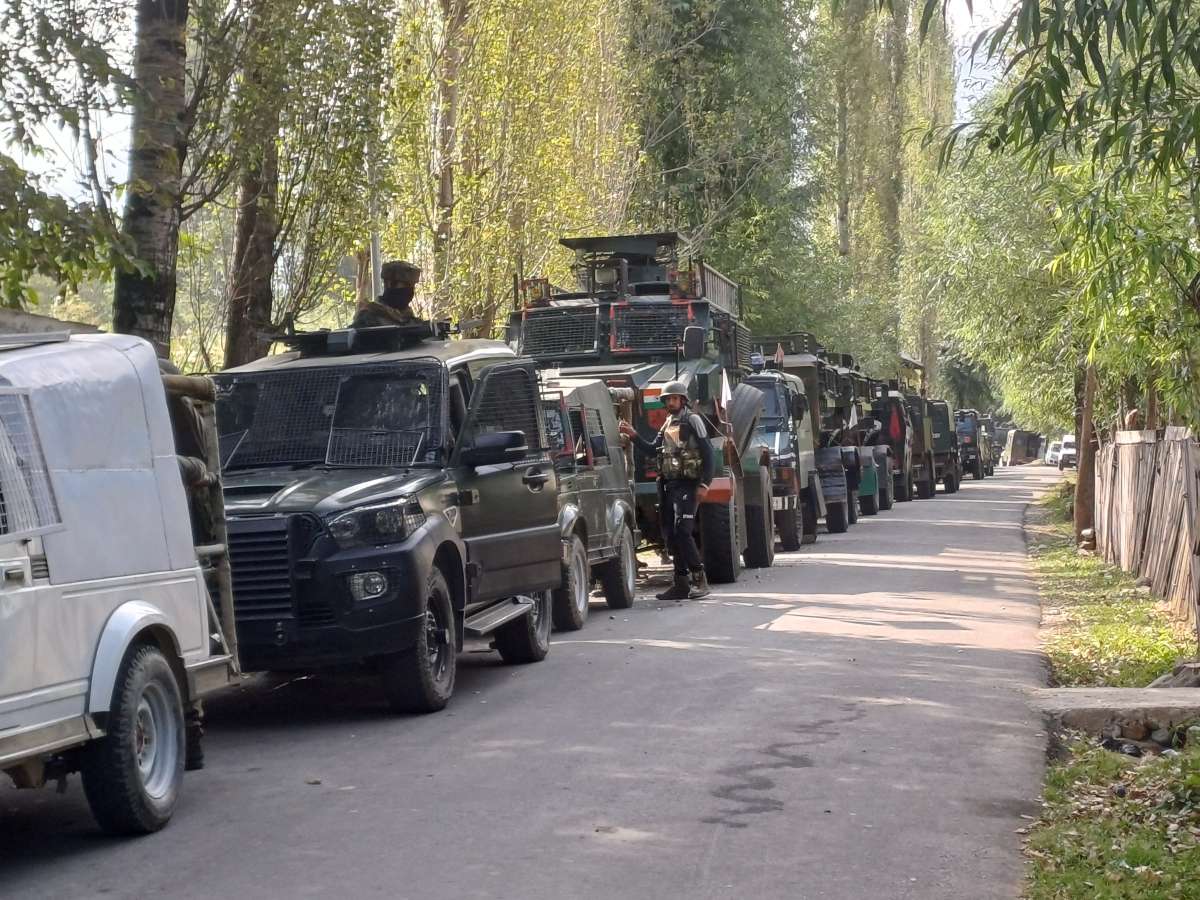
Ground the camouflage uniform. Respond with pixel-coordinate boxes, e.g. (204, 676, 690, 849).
(353, 260, 423, 328)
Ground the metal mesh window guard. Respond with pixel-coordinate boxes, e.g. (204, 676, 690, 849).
(215, 362, 446, 470)
(520, 307, 599, 357)
(584, 408, 609, 462)
(0, 393, 60, 538)
(466, 367, 544, 455)
(613, 304, 688, 351)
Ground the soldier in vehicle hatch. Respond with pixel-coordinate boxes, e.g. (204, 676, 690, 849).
(619, 380, 714, 601)
(353, 260, 423, 328)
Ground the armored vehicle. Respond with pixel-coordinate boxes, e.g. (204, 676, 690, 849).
(825, 351, 883, 518)
(955, 409, 989, 479)
(541, 376, 639, 629)
(744, 360, 820, 550)
(928, 400, 962, 493)
(507, 232, 771, 582)
(0, 333, 237, 834)
(757, 333, 854, 533)
(215, 322, 562, 714)
(978, 415, 999, 475)
(904, 393, 938, 499)
(870, 383, 916, 501)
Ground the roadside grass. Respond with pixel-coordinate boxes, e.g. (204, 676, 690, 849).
(1028, 479, 1194, 688)
(1025, 739, 1200, 900)
(1025, 477, 1200, 899)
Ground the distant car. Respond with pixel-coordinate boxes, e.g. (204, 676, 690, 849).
(1046, 441, 1062, 465)
(1059, 435, 1078, 470)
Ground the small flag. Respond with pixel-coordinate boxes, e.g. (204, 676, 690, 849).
(720, 370, 732, 410)
(774, 342, 785, 366)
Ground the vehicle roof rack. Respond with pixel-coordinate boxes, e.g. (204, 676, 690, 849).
(0, 332, 72, 351)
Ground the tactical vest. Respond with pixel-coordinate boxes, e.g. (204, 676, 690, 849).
(658, 413, 704, 481)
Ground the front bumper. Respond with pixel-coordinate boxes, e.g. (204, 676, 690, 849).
(228, 515, 439, 672)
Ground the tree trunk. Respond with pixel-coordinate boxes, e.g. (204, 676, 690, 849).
(835, 51, 850, 256)
(1074, 363, 1098, 543)
(881, 0, 909, 281)
(355, 247, 373, 307)
(433, 0, 470, 317)
(224, 132, 279, 368)
(1146, 372, 1159, 430)
(112, 0, 190, 355)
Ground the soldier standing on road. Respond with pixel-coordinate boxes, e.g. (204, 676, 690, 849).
(619, 381, 714, 601)
(353, 260, 423, 328)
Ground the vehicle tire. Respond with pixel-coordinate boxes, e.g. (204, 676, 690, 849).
(777, 501, 802, 551)
(825, 499, 849, 534)
(599, 523, 637, 610)
(973, 459, 984, 480)
(847, 484, 859, 524)
(859, 489, 879, 516)
(896, 471, 913, 502)
(943, 473, 957, 494)
(379, 569, 456, 713)
(81, 643, 185, 835)
(800, 486, 819, 545)
(552, 535, 590, 631)
(878, 472, 894, 510)
(743, 470, 775, 568)
(1058, 460, 1065, 472)
(701, 497, 741, 584)
(495, 589, 552, 664)
(917, 476, 934, 499)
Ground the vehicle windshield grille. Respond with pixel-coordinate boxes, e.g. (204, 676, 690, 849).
(520, 308, 598, 357)
(612, 304, 688, 351)
(215, 362, 445, 470)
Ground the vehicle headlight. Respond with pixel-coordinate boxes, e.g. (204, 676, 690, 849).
(326, 498, 426, 550)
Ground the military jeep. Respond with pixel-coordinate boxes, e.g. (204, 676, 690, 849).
(541, 376, 639, 630)
(214, 323, 563, 714)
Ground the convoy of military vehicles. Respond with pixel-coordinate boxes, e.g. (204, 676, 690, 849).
(1, 231, 1026, 835)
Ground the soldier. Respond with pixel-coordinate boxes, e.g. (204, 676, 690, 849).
(353, 260, 423, 328)
(619, 380, 715, 601)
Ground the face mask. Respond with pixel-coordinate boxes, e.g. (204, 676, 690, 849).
(382, 285, 415, 307)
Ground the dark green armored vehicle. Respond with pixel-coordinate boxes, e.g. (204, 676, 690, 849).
(929, 400, 961, 493)
(507, 232, 771, 583)
(541, 375, 639, 630)
(215, 323, 563, 714)
(904, 393, 938, 499)
(744, 361, 821, 549)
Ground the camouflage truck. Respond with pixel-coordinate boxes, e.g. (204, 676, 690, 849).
(757, 333, 855, 533)
(904, 393, 938, 499)
(743, 356, 821, 549)
(506, 232, 772, 583)
(929, 399, 962, 493)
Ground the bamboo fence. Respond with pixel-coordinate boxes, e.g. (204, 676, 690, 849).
(1095, 428, 1200, 634)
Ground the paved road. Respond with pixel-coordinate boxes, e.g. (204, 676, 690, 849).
(2, 468, 1057, 899)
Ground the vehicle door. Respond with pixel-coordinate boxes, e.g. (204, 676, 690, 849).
(581, 406, 615, 553)
(453, 362, 560, 602)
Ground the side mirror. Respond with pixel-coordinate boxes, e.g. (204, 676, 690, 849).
(792, 396, 807, 420)
(590, 434, 609, 459)
(460, 430, 527, 467)
(682, 326, 706, 361)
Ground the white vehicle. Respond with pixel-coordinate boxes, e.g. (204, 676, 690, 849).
(1046, 441, 1062, 465)
(1059, 434, 1078, 470)
(0, 333, 236, 834)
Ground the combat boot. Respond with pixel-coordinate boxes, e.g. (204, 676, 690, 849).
(688, 568, 710, 599)
(656, 575, 691, 602)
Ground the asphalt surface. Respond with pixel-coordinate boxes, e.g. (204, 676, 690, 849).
(2, 467, 1056, 900)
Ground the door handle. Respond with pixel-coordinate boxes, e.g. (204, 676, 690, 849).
(522, 468, 550, 489)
